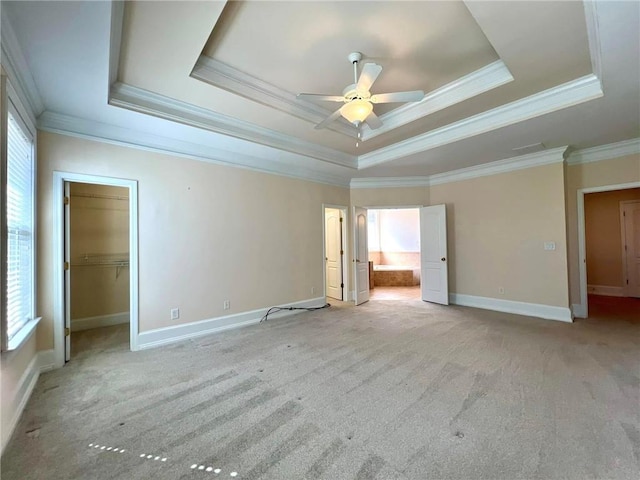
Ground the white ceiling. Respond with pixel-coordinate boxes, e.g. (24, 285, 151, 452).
(2, 1, 639, 186)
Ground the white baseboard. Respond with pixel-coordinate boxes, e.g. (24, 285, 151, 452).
(1, 349, 56, 455)
(38, 349, 57, 372)
(137, 297, 327, 350)
(572, 303, 587, 318)
(449, 293, 573, 323)
(587, 284, 624, 297)
(71, 312, 129, 332)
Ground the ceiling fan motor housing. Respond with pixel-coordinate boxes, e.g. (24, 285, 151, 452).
(342, 84, 370, 102)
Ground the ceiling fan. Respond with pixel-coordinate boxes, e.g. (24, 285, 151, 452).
(296, 52, 425, 138)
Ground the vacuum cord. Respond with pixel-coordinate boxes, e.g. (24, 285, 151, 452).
(260, 303, 331, 323)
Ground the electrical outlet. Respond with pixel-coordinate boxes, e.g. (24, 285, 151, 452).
(170, 308, 180, 320)
(311, 286, 315, 295)
(544, 241, 556, 251)
(223, 300, 230, 310)
(498, 287, 505, 294)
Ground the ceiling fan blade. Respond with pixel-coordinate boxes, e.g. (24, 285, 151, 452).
(356, 63, 382, 92)
(297, 93, 345, 103)
(365, 111, 383, 130)
(370, 90, 425, 104)
(314, 107, 343, 130)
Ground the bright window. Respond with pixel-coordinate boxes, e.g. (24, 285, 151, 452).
(3, 100, 37, 350)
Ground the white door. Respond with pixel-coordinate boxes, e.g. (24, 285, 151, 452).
(622, 200, 640, 298)
(354, 207, 369, 305)
(325, 208, 343, 300)
(64, 182, 72, 361)
(420, 204, 449, 305)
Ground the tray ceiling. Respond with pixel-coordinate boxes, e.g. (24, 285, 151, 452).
(115, 0, 595, 165)
(3, 0, 638, 185)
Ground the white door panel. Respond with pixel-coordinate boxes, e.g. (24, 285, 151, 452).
(325, 209, 342, 300)
(420, 204, 449, 305)
(64, 182, 71, 361)
(354, 207, 369, 305)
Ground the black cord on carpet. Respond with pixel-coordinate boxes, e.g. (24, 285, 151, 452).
(260, 303, 331, 323)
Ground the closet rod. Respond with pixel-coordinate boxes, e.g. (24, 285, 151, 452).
(71, 192, 129, 201)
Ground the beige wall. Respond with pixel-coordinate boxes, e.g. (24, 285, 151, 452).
(353, 162, 570, 307)
(585, 188, 640, 288)
(565, 153, 640, 304)
(70, 183, 130, 321)
(36, 132, 349, 350)
(352, 186, 428, 207)
(0, 335, 37, 451)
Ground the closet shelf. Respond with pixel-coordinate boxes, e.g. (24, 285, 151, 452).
(71, 192, 129, 201)
(71, 253, 129, 278)
(72, 253, 129, 266)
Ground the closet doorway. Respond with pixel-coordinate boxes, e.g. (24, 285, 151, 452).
(67, 182, 130, 357)
(53, 172, 139, 367)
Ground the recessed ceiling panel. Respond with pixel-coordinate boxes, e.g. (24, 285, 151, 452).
(202, 1, 499, 97)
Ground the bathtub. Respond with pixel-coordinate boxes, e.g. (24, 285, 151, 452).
(372, 265, 420, 286)
(373, 265, 414, 271)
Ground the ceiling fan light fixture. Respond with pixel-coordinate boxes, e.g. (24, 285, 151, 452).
(340, 99, 373, 124)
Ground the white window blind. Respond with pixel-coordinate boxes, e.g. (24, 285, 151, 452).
(6, 111, 35, 341)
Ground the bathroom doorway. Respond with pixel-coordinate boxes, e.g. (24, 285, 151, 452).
(368, 208, 421, 301)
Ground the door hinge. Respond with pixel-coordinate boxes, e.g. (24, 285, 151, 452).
(64, 261, 70, 271)
(339, 217, 343, 223)
(64, 327, 70, 337)
(64, 196, 69, 205)
(340, 250, 344, 255)
(341, 283, 344, 288)
(627, 279, 629, 284)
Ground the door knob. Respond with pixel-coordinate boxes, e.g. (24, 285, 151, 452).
(441, 257, 446, 261)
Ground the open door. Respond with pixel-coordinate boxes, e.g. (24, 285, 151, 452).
(354, 207, 369, 305)
(622, 200, 640, 297)
(63, 182, 71, 361)
(325, 208, 343, 300)
(420, 204, 449, 305)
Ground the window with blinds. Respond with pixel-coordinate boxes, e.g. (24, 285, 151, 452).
(6, 111, 35, 342)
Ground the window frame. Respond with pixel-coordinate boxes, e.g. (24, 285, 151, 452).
(1, 75, 40, 353)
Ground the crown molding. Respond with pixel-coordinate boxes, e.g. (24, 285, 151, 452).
(567, 138, 640, 165)
(361, 60, 514, 140)
(108, 0, 125, 88)
(37, 111, 351, 187)
(109, 82, 357, 169)
(0, 9, 44, 120)
(350, 146, 569, 189)
(358, 74, 602, 169)
(583, 0, 603, 82)
(191, 56, 355, 138)
(350, 176, 431, 189)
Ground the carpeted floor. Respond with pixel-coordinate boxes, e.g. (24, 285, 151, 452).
(2, 296, 639, 479)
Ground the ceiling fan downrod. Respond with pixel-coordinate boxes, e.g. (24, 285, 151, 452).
(348, 52, 362, 86)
